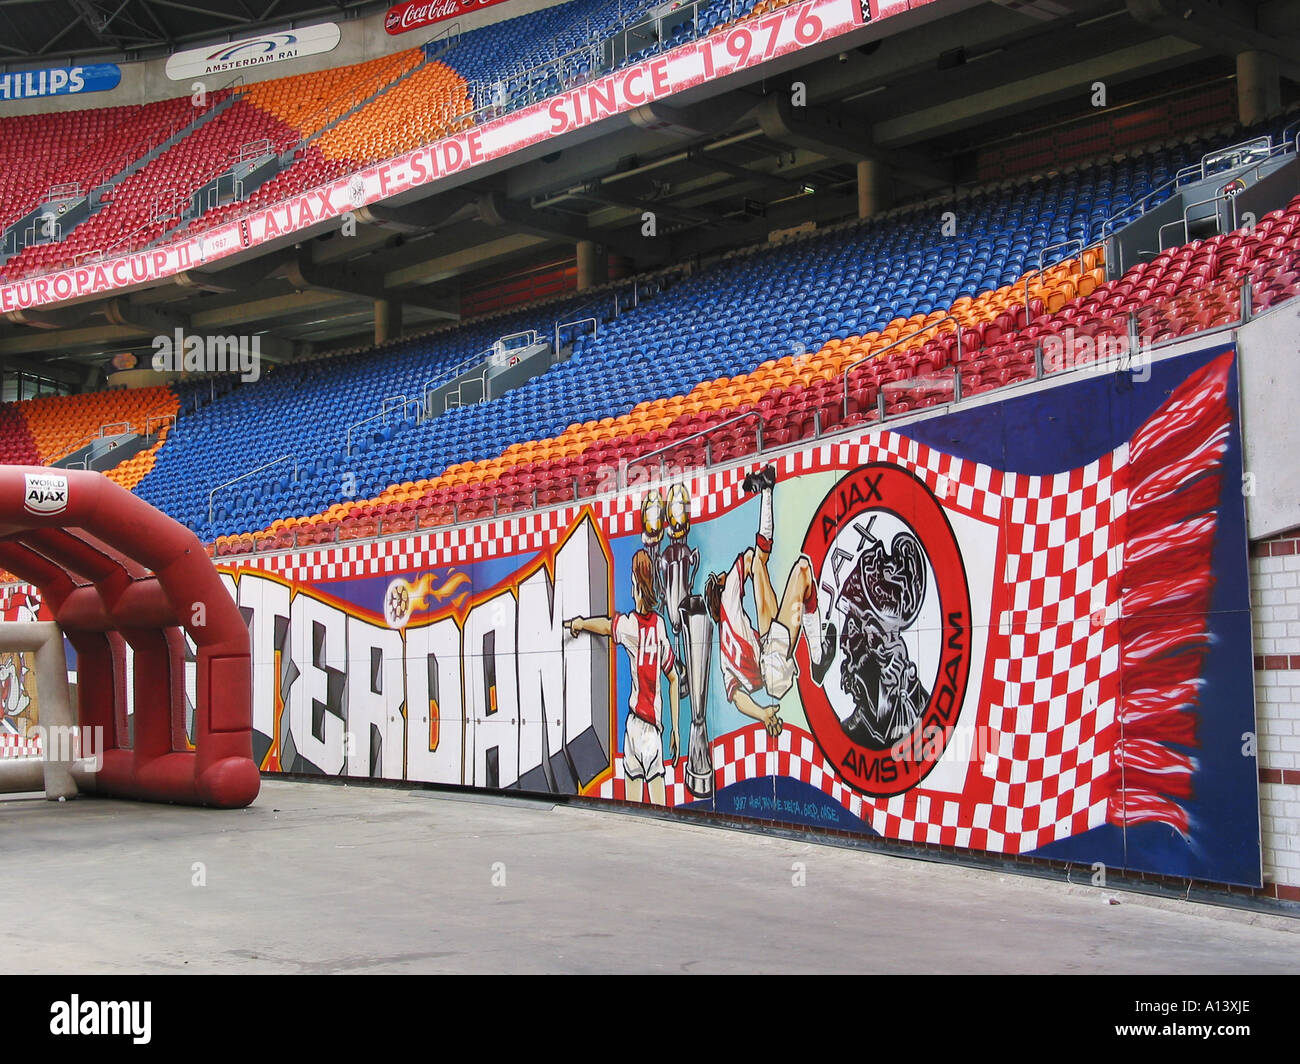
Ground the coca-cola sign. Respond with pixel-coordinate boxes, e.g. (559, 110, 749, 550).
(385, 0, 514, 34)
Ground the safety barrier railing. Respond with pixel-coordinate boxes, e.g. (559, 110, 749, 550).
(145, 412, 176, 437)
(78, 79, 247, 206)
(621, 409, 764, 489)
(199, 172, 245, 213)
(414, 330, 546, 419)
(444, 367, 491, 411)
(1023, 238, 1095, 321)
(1201, 136, 1272, 178)
(55, 430, 109, 465)
(1098, 131, 1300, 271)
(495, 329, 540, 352)
(23, 216, 61, 246)
(209, 453, 299, 523)
(419, 350, 494, 407)
(422, 19, 464, 52)
(67, 178, 220, 270)
(842, 314, 963, 418)
(1097, 162, 1202, 245)
(553, 316, 597, 352)
(345, 395, 422, 456)
(54, 419, 136, 466)
(1158, 189, 1242, 252)
(234, 138, 273, 165)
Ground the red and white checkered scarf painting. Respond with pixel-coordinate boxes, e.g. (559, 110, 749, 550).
(592, 352, 1236, 855)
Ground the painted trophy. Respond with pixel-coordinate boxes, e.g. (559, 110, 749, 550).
(680, 593, 715, 798)
(657, 483, 698, 699)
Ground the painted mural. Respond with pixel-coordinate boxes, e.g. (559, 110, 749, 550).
(0, 590, 41, 740)
(0, 344, 1261, 886)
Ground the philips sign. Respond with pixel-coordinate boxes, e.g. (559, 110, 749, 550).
(0, 63, 121, 100)
(165, 22, 341, 80)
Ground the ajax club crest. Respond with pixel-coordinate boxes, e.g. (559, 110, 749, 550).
(799, 464, 972, 797)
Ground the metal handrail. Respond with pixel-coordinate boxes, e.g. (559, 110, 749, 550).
(1200, 136, 1271, 177)
(422, 19, 464, 51)
(1097, 163, 1202, 243)
(875, 369, 962, 422)
(420, 349, 494, 401)
(564, 275, 656, 329)
(290, 33, 457, 156)
(145, 412, 176, 437)
(1099, 132, 1299, 251)
(23, 217, 61, 246)
(235, 138, 273, 164)
(77, 80, 245, 206)
(622, 409, 764, 489)
(554, 317, 597, 351)
(416, 330, 547, 415)
(1158, 189, 1241, 251)
(57, 418, 137, 464)
(843, 314, 964, 417)
(346, 398, 421, 455)
(344, 394, 415, 454)
(54, 430, 105, 464)
(1023, 238, 1092, 321)
(208, 453, 298, 523)
(445, 366, 491, 411)
(297, 71, 394, 146)
(73, 201, 179, 268)
(491, 330, 540, 361)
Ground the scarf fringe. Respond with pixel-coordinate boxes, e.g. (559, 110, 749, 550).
(1108, 352, 1234, 837)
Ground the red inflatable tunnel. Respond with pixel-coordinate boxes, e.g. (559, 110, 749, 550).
(0, 467, 258, 808)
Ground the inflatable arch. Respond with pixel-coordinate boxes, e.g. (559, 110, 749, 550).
(0, 467, 259, 808)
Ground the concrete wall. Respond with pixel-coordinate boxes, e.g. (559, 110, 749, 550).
(1238, 302, 1300, 540)
(0, 0, 565, 116)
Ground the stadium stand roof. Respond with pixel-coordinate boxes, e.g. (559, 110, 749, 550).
(0, 0, 383, 67)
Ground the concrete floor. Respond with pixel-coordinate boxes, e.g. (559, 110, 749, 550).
(1, 778, 1297, 974)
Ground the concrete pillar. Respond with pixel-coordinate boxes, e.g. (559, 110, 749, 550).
(857, 159, 892, 220)
(1237, 50, 1281, 127)
(576, 240, 606, 292)
(374, 299, 402, 345)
